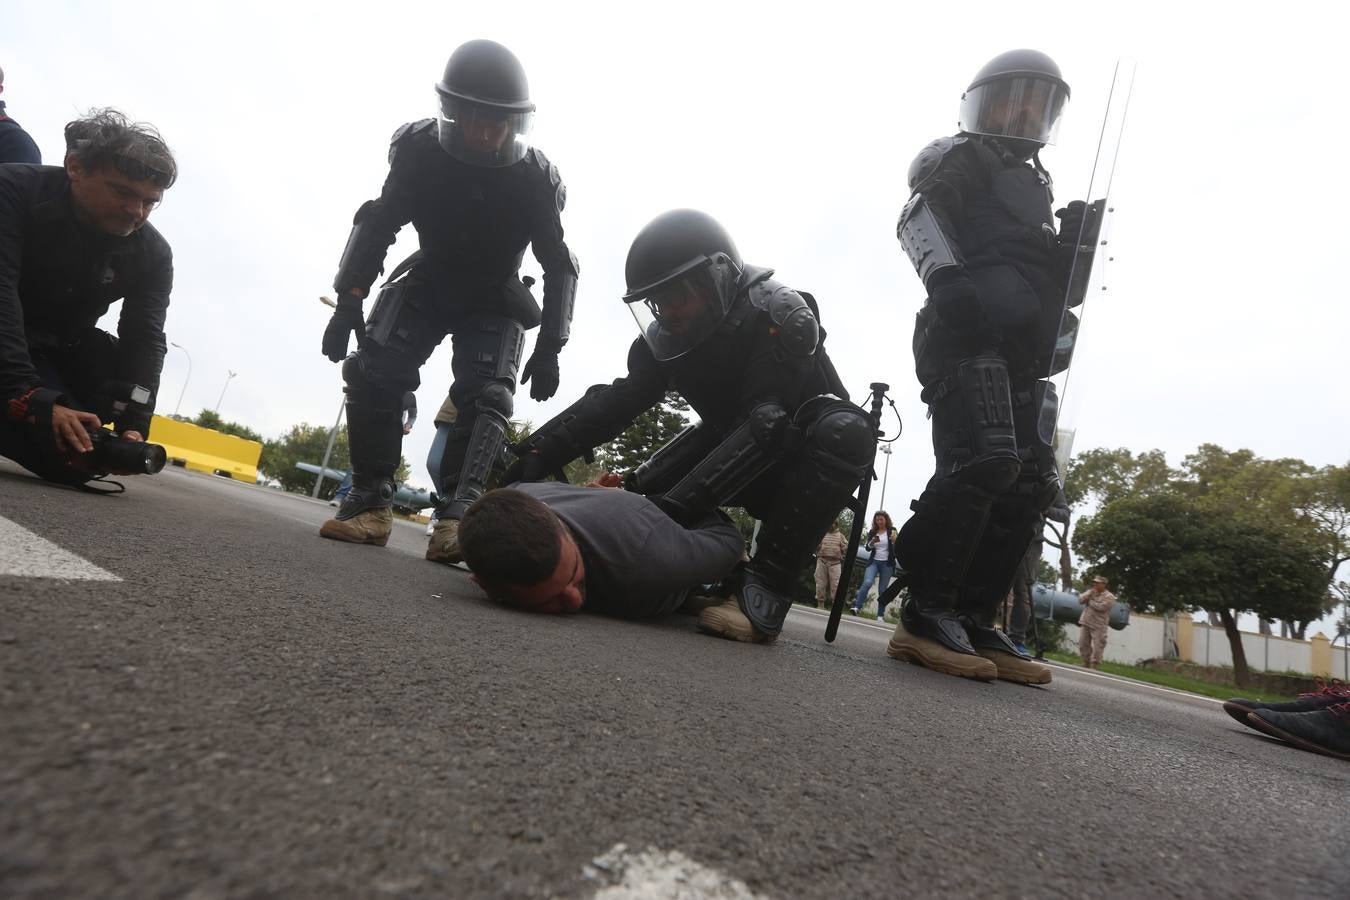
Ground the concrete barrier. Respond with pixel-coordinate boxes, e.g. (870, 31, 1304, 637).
(149, 415, 261, 482)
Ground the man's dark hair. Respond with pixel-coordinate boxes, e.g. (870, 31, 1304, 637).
(459, 489, 564, 588)
(64, 108, 177, 189)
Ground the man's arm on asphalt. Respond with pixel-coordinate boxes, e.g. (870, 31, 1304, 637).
(646, 507, 745, 587)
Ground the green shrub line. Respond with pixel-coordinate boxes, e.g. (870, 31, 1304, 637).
(1044, 651, 1302, 702)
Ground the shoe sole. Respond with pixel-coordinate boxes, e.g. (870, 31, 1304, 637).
(318, 522, 390, 546)
(1246, 713, 1350, 760)
(425, 550, 464, 565)
(695, 615, 774, 644)
(887, 639, 997, 682)
(976, 651, 1052, 685)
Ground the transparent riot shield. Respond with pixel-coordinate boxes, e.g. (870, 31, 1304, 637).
(1045, 59, 1137, 474)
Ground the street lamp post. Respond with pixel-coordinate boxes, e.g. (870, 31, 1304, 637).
(214, 370, 237, 415)
(878, 443, 892, 512)
(170, 341, 191, 418)
(313, 394, 346, 499)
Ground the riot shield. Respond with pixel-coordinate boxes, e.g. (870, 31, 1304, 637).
(1044, 59, 1137, 470)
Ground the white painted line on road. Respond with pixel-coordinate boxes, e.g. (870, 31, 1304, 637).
(584, 843, 765, 899)
(0, 514, 121, 581)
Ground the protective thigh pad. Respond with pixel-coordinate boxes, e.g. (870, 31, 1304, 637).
(625, 421, 723, 496)
(932, 354, 1020, 492)
(365, 277, 444, 363)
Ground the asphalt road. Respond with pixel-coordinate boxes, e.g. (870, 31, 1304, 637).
(2, 462, 1347, 899)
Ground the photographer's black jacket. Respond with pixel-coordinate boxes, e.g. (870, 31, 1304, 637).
(0, 165, 173, 435)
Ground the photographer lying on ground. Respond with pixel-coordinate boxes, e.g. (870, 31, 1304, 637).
(458, 476, 744, 619)
(0, 109, 176, 487)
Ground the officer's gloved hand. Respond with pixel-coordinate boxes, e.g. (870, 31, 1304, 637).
(927, 270, 985, 334)
(502, 450, 553, 484)
(520, 348, 560, 401)
(748, 402, 789, 449)
(1055, 201, 1088, 244)
(322, 299, 365, 363)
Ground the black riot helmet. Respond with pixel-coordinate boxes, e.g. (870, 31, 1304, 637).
(434, 39, 535, 167)
(622, 209, 744, 361)
(959, 49, 1070, 146)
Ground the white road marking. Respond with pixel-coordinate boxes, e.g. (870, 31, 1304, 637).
(583, 844, 766, 899)
(0, 515, 121, 581)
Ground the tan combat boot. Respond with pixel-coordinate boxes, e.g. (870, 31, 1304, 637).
(319, 507, 393, 546)
(977, 649, 1052, 685)
(696, 597, 776, 644)
(425, 518, 463, 565)
(886, 618, 998, 681)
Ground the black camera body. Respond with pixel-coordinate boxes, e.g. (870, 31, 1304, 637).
(84, 427, 167, 475)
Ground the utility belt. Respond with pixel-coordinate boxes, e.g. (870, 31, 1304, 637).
(366, 269, 542, 349)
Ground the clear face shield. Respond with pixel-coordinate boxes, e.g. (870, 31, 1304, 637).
(436, 94, 533, 167)
(623, 254, 741, 361)
(959, 76, 1069, 145)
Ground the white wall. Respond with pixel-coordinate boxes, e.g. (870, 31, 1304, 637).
(1061, 615, 1168, 666)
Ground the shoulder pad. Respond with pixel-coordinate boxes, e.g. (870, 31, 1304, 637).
(388, 119, 436, 164)
(907, 135, 968, 191)
(746, 278, 820, 357)
(525, 147, 566, 213)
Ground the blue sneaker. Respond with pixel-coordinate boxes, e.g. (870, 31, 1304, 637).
(1012, 641, 1029, 657)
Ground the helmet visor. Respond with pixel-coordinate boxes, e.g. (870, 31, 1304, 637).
(437, 94, 533, 167)
(624, 255, 740, 361)
(959, 76, 1069, 145)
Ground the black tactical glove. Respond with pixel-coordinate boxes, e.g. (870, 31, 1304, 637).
(520, 348, 560, 401)
(322, 299, 365, 363)
(502, 450, 555, 484)
(927, 270, 985, 334)
(1055, 201, 1087, 244)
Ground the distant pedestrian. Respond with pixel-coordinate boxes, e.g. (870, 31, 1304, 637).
(814, 520, 847, 609)
(852, 511, 898, 616)
(1077, 575, 1117, 668)
(0, 66, 42, 164)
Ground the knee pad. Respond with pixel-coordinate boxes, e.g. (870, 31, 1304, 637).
(474, 381, 514, 422)
(797, 396, 875, 467)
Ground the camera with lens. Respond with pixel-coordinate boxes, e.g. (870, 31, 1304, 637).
(84, 426, 167, 475)
(79, 383, 167, 476)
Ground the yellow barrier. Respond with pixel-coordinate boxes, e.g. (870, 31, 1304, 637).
(148, 415, 261, 482)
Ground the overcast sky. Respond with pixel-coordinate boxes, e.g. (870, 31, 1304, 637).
(7, 1, 1348, 629)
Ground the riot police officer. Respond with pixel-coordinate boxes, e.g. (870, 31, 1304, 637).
(507, 209, 874, 643)
(318, 39, 578, 560)
(889, 49, 1085, 683)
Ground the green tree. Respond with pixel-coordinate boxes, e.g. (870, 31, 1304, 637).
(190, 408, 263, 443)
(1051, 447, 1170, 589)
(593, 392, 693, 474)
(1074, 492, 1327, 686)
(1173, 446, 1345, 638)
(259, 423, 409, 499)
